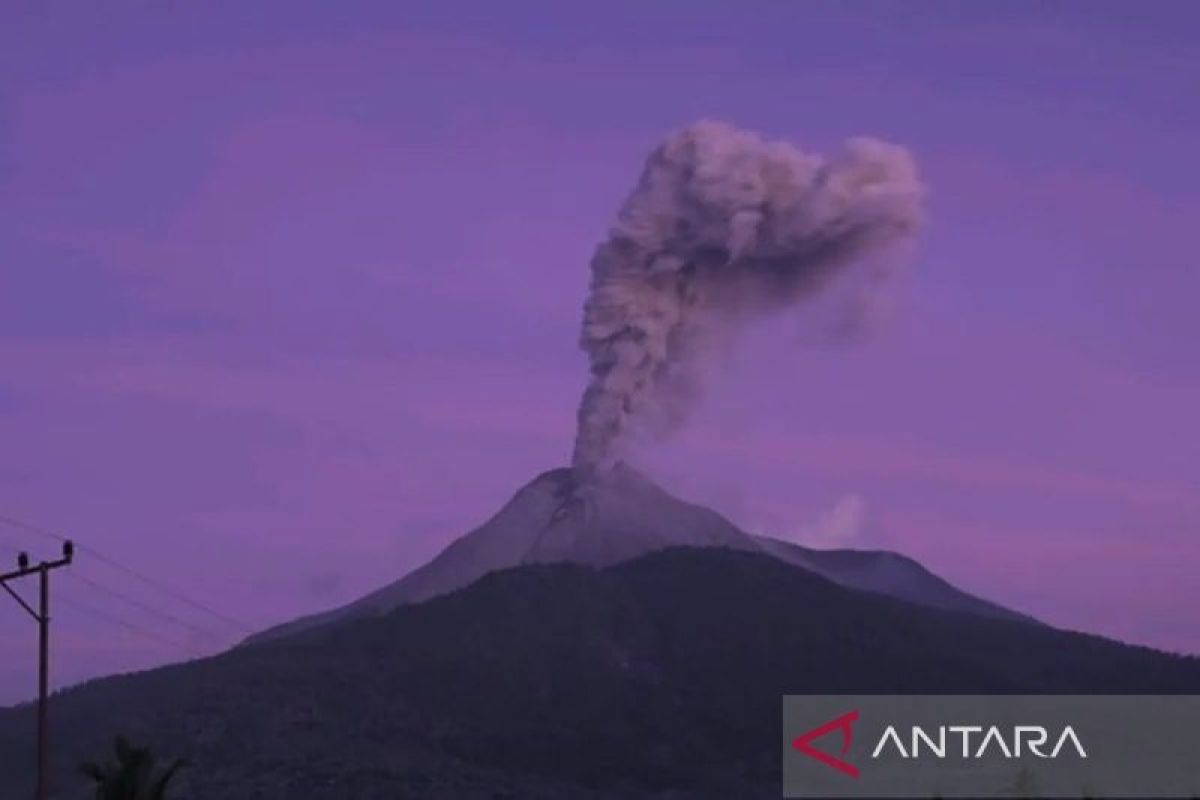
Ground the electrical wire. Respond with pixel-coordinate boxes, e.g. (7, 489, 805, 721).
(54, 593, 203, 657)
(64, 571, 227, 643)
(0, 513, 252, 633)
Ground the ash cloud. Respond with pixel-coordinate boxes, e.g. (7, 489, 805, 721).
(573, 121, 924, 471)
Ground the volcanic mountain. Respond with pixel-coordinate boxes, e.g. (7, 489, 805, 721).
(3, 469, 1197, 797)
(4, 547, 1198, 799)
(252, 464, 1028, 644)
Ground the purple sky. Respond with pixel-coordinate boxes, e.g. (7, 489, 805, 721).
(2, 3, 1198, 704)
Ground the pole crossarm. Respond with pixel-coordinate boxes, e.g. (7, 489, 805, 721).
(0, 555, 72, 583)
(0, 579, 38, 621)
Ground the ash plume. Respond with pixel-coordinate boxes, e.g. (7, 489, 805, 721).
(573, 121, 924, 471)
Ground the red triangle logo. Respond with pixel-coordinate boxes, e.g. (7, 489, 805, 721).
(791, 709, 860, 778)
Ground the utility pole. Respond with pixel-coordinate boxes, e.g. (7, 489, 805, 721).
(1, 541, 73, 800)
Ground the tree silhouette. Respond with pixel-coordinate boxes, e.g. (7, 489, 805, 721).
(79, 736, 186, 800)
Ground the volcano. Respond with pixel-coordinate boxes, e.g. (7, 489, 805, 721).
(5, 468, 1196, 799)
(7, 547, 1197, 798)
(251, 464, 1029, 644)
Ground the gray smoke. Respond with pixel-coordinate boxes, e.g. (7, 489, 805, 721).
(573, 121, 924, 471)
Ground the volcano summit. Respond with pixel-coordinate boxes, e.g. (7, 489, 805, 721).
(251, 464, 1028, 644)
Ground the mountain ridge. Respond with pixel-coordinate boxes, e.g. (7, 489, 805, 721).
(249, 464, 1031, 644)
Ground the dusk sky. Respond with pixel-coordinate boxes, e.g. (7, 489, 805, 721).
(2, 2, 1198, 704)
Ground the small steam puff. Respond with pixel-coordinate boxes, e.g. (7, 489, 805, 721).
(573, 121, 924, 471)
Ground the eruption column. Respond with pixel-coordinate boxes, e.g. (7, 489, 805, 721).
(572, 121, 924, 471)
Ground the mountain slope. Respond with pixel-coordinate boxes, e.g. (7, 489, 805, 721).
(755, 535, 1034, 623)
(251, 465, 1029, 642)
(3, 547, 1196, 799)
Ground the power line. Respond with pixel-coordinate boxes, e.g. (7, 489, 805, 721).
(0, 550, 206, 657)
(0, 535, 28, 557)
(2, 539, 228, 648)
(3, 531, 234, 644)
(54, 592, 201, 656)
(1, 537, 208, 800)
(0, 513, 252, 634)
(1, 529, 219, 654)
(64, 571, 227, 643)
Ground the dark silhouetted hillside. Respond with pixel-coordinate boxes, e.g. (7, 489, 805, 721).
(1, 548, 1196, 798)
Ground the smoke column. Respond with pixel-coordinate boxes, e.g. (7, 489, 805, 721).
(573, 121, 924, 471)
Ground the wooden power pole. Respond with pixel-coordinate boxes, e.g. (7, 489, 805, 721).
(1, 541, 73, 800)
